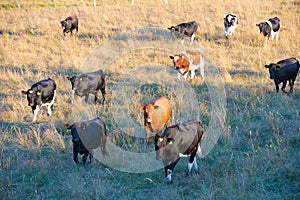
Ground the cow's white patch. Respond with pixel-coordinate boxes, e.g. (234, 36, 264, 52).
(266, 20, 279, 41)
(179, 153, 190, 157)
(173, 56, 179, 62)
(32, 90, 56, 122)
(166, 169, 172, 182)
(159, 138, 163, 142)
(29, 90, 33, 94)
(32, 105, 40, 122)
(188, 162, 193, 172)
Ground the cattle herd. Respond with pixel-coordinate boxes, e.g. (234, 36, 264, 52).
(20, 13, 299, 184)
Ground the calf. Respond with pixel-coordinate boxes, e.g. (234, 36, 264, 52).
(21, 78, 56, 123)
(224, 13, 238, 38)
(61, 15, 78, 36)
(256, 17, 280, 42)
(170, 49, 205, 80)
(168, 21, 198, 44)
(65, 117, 108, 165)
(67, 69, 106, 104)
(265, 57, 299, 93)
(139, 96, 171, 143)
(155, 120, 204, 183)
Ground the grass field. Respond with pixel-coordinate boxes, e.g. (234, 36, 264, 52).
(0, 0, 299, 199)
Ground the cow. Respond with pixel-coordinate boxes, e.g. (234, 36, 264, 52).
(61, 15, 78, 36)
(169, 49, 205, 80)
(65, 117, 108, 165)
(67, 69, 106, 104)
(155, 120, 204, 184)
(139, 96, 171, 143)
(224, 13, 238, 38)
(168, 21, 198, 44)
(265, 57, 299, 93)
(256, 17, 280, 42)
(21, 78, 56, 123)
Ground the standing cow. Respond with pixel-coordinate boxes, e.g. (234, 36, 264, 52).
(155, 120, 204, 184)
(139, 96, 171, 143)
(65, 117, 108, 165)
(170, 49, 205, 80)
(67, 69, 106, 104)
(21, 78, 56, 122)
(168, 21, 198, 44)
(265, 57, 299, 93)
(256, 17, 280, 42)
(61, 15, 78, 36)
(224, 13, 238, 38)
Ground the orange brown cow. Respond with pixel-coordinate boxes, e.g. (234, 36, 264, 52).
(139, 96, 171, 143)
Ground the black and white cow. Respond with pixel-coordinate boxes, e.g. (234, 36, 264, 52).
(21, 78, 56, 122)
(65, 117, 108, 165)
(256, 17, 280, 42)
(168, 21, 198, 44)
(265, 57, 299, 93)
(67, 69, 106, 104)
(155, 120, 204, 183)
(224, 13, 238, 38)
(61, 15, 78, 36)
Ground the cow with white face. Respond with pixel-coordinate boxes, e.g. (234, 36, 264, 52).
(21, 78, 56, 123)
(170, 49, 205, 81)
(224, 13, 238, 38)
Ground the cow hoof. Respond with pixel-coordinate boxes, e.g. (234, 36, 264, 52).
(166, 179, 173, 184)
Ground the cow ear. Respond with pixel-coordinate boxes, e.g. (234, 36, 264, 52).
(139, 105, 145, 110)
(275, 64, 280, 70)
(169, 56, 174, 60)
(167, 138, 173, 144)
(154, 105, 159, 109)
(36, 90, 41, 95)
(67, 76, 71, 80)
(21, 90, 28, 94)
(256, 24, 260, 26)
(265, 65, 270, 68)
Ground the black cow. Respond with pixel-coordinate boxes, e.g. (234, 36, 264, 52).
(256, 17, 280, 42)
(61, 15, 78, 36)
(65, 117, 108, 165)
(155, 120, 204, 183)
(168, 21, 198, 44)
(265, 57, 299, 93)
(224, 13, 238, 38)
(67, 69, 106, 104)
(21, 78, 56, 123)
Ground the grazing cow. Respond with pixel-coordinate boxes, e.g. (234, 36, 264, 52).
(168, 21, 198, 44)
(224, 13, 238, 38)
(67, 69, 106, 104)
(65, 117, 108, 165)
(61, 15, 78, 36)
(155, 120, 204, 184)
(256, 17, 280, 42)
(265, 57, 299, 93)
(21, 78, 56, 123)
(170, 49, 205, 80)
(139, 96, 171, 143)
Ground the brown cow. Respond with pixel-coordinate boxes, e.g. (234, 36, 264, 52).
(170, 49, 205, 81)
(139, 96, 171, 143)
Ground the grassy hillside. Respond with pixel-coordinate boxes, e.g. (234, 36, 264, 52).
(0, 0, 299, 199)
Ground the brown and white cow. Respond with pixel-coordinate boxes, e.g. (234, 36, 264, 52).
(170, 49, 205, 80)
(139, 96, 171, 143)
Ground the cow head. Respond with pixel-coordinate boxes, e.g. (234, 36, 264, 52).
(169, 55, 190, 75)
(66, 76, 77, 90)
(265, 63, 280, 79)
(61, 19, 68, 29)
(155, 134, 174, 161)
(139, 103, 160, 125)
(21, 89, 41, 107)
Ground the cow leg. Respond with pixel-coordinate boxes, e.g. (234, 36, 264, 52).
(274, 81, 279, 93)
(100, 88, 106, 104)
(190, 34, 195, 44)
(190, 70, 195, 80)
(187, 151, 198, 176)
(275, 32, 279, 42)
(183, 73, 188, 80)
(289, 79, 294, 93)
(32, 105, 40, 123)
(84, 94, 89, 102)
(177, 72, 181, 80)
(164, 159, 179, 184)
(73, 148, 79, 164)
(82, 153, 88, 165)
(94, 92, 98, 104)
(88, 153, 93, 163)
(281, 80, 287, 93)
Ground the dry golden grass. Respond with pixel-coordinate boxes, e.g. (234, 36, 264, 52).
(0, 0, 299, 199)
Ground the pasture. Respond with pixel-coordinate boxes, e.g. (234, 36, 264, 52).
(0, 0, 299, 199)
